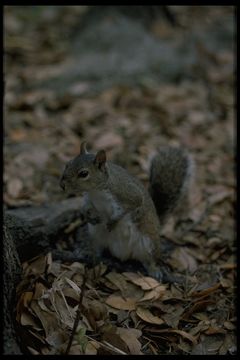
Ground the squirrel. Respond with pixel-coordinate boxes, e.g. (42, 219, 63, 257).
(60, 142, 194, 280)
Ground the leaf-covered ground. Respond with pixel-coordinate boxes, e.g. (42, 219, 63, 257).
(4, 6, 236, 355)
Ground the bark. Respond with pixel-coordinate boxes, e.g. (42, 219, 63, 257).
(78, 6, 178, 30)
(3, 198, 84, 353)
(5, 197, 84, 262)
(3, 217, 22, 354)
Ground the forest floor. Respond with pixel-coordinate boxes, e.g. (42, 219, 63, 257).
(4, 6, 236, 355)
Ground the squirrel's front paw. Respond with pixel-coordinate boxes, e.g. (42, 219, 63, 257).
(89, 216, 101, 225)
(83, 209, 101, 225)
(106, 219, 118, 232)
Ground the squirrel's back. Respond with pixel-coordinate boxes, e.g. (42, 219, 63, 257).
(149, 147, 194, 222)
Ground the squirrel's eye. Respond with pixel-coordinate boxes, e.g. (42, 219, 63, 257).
(78, 170, 89, 178)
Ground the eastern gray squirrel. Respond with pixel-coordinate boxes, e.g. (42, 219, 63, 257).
(60, 142, 194, 280)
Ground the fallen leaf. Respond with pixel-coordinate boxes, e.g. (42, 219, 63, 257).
(123, 272, 160, 290)
(23, 255, 48, 276)
(219, 263, 236, 270)
(88, 263, 107, 279)
(85, 340, 100, 355)
(208, 190, 233, 206)
(62, 287, 81, 303)
(45, 330, 69, 348)
(223, 321, 235, 330)
(136, 306, 164, 325)
(138, 285, 166, 302)
(169, 247, 198, 273)
(146, 328, 197, 345)
(105, 294, 136, 311)
(183, 300, 216, 319)
(20, 310, 41, 329)
(7, 178, 23, 198)
(69, 344, 83, 355)
(204, 326, 226, 335)
(48, 289, 75, 328)
(33, 282, 48, 300)
(116, 327, 142, 355)
(105, 272, 129, 294)
(9, 128, 27, 141)
(64, 277, 81, 295)
(87, 299, 108, 321)
(16, 291, 33, 322)
(162, 306, 185, 328)
(102, 331, 129, 354)
(190, 283, 221, 297)
(218, 334, 236, 355)
(94, 132, 123, 150)
(27, 346, 41, 355)
(30, 300, 60, 337)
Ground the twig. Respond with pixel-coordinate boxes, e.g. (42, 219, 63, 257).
(85, 335, 127, 355)
(64, 267, 87, 355)
(102, 341, 127, 355)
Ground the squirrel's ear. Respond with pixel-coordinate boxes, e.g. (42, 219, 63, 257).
(80, 141, 88, 155)
(94, 150, 106, 170)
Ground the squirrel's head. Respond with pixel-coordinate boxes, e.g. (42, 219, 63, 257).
(60, 142, 108, 195)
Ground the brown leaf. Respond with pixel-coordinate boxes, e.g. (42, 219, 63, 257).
(95, 132, 123, 150)
(123, 272, 160, 290)
(105, 271, 129, 294)
(99, 277, 118, 291)
(87, 299, 108, 321)
(146, 328, 197, 345)
(105, 294, 136, 311)
(7, 178, 23, 198)
(62, 287, 81, 303)
(16, 291, 33, 322)
(88, 263, 107, 279)
(189, 322, 210, 336)
(27, 346, 41, 355)
(223, 321, 235, 330)
(23, 254, 48, 276)
(33, 282, 48, 300)
(85, 340, 100, 355)
(136, 306, 164, 325)
(138, 285, 166, 302)
(219, 277, 232, 288)
(30, 300, 60, 337)
(208, 190, 233, 206)
(69, 344, 84, 355)
(116, 328, 142, 355)
(170, 329, 198, 345)
(169, 247, 198, 273)
(219, 263, 236, 270)
(20, 310, 41, 329)
(161, 306, 185, 328)
(9, 128, 27, 141)
(192, 312, 209, 321)
(190, 283, 221, 297)
(47, 289, 75, 329)
(45, 330, 69, 348)
(64, 277, 81, 295)
(218, 334, 236, 355)
(183, 300, 216, 319)
(204, 326, 226, 335)
(102, 332, 129, 354)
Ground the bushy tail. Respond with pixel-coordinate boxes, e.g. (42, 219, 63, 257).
(149, 146, 194, 223)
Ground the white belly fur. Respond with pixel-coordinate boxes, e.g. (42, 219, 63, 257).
(85, 190, 153, 262)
